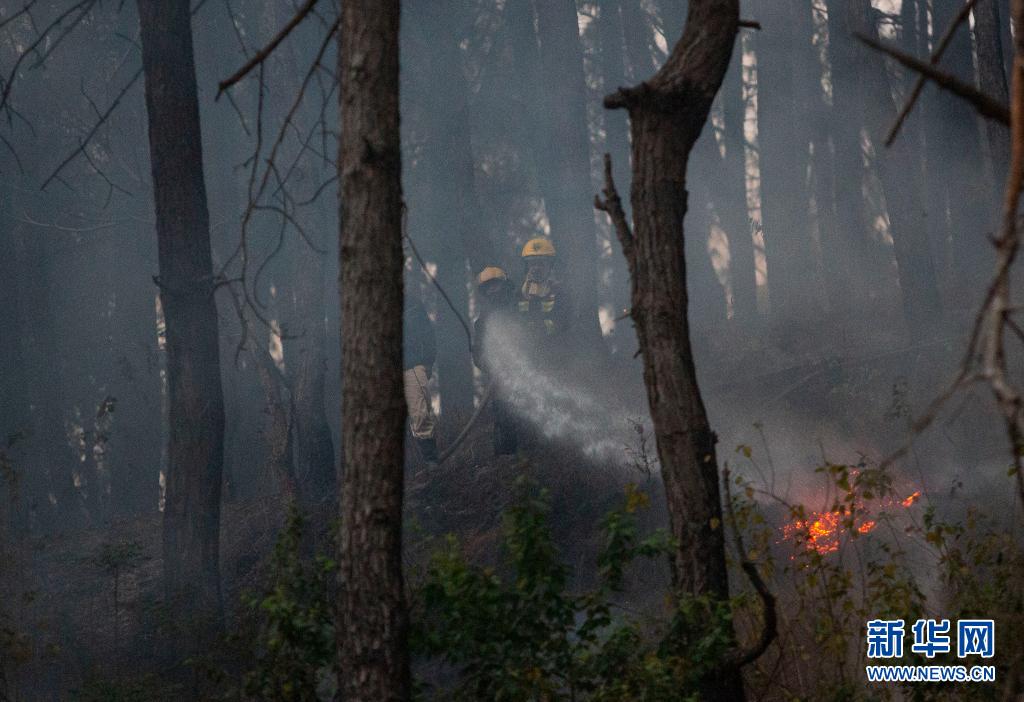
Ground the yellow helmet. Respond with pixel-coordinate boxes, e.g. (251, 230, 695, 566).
(477, 266, 508, 286)
(521, 237, 556, 258)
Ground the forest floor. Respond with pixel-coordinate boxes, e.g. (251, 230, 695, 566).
(2, 300, 1016, 699)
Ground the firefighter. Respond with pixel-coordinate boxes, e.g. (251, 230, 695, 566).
(473, 266, 520, 456)
(403, 294, 438, 464)
(517, 237, 571, 342)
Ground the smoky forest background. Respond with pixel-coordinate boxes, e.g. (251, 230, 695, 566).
(1, 0, 1023, 700)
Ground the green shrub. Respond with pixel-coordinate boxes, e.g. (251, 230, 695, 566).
(411, 477, 739, 701)
(241, 505, 337, 702)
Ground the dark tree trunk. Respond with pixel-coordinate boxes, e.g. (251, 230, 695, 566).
(754, 0, 819, 319)
(532, 0, 605, 345)
(974, 0, 1011, 187)
(619, 0, 656, 82)
(137, 0, 226, 639)
(720, 41, 758, 321)
(404, 1, 488, 412)
(289, 247, 336, 504)
(825, 0, 879, 304)
(843, 0, 943, 340)
(598, 1, 746, 698)
(597, 0, 635, 328)
(926, 0, 991, 297)
(251, 329, 298, 501)
(598, 0, 633, 215)
(799, 1, 847, 313)
(336, 0, 410, 699)
(0, 199, 31, 531)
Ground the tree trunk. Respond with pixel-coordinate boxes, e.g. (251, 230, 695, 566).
(532, 0, 605, 346)
(974, 0, 1011, 188)
(720, 40, 758, 321)
(336, 0, 410, 699)
(404, 1, 486, 412)
(927, 0, 990, 297)
(753, 0, 819, 319)
(597, 0, 633, 216)
(596, 0, 634, 329)
(598, 1, 745, 698)
(137, 0, 226, 640)
(825, 0, 879, 305)
(847, 0, 943, 340)
(289, 247, 336, 503)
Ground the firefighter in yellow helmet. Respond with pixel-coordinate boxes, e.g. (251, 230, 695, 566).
(472, 266, 520, 455)
(518, 237, 572, 342)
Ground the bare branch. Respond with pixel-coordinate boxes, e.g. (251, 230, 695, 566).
(594, 153, 634, 263)
(217, 0, 321, 97)
(855, 32, 1010, 125)
(404, 209, 472, 353)
(0, 1, 39, 33)
(0, 131, 24, 173)
(0, 0, 98, 118)
(721, 466, 777, 670)
(28, 0, 93, 70)
(880, 0, 1024, 512)
(884, 0, 978, 146)
(40, 67, 144, 191)
(738, 19, 761, 30)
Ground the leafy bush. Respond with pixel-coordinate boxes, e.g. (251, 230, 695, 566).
(411, 478, 740, 701)
(241, 505, 337, 702)
(729, 444, 1023, 701)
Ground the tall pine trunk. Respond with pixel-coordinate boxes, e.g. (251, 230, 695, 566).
(849, 0, 943, 340)
(599, 1, 746, 698)
(533, 0, 604, 345)
(974, 0, 1011, 188)
(927, 0, 990, 297)
(137, 0, 226, 639)
(826, 0, 877, 305)
(753, 0, 819, 319)
(720, 39, 759, 321)
(404, 1, 487, 412)
(336, 0, 410, 699)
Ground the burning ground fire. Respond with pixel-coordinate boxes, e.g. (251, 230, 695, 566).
(782, 490, 922, 555)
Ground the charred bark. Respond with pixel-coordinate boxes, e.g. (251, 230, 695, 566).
(137, 0, 226, 641)
(597, 1, 754, 698)
(336, 0, 410, 699)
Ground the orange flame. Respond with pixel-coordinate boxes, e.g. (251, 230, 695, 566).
(782, 490, 921, 555)
(901, 491, 921, 508)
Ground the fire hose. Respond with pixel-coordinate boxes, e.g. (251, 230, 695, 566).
(436, 380, 495, 466)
